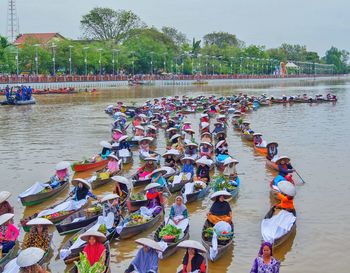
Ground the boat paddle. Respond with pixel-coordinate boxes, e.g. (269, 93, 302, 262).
(295, 170, 306, 184)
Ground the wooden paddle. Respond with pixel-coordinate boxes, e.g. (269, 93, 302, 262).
(295, 170, 306, 184)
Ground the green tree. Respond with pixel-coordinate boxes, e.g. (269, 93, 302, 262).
(203, 32, 243, 48)
(322, 46, 349, 74)
(81, 8, 146, 42)
(161, 27, 188, 48)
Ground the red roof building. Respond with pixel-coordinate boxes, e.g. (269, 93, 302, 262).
(14, 33, 66, 46)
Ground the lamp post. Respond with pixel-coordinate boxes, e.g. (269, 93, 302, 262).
(50, 43, 57, 76)
(240, 57, 243, 74)
(150, 51, 154, 75)
(83, 46, 89, 76)
(230, 57, 234, 74)
(14, 43, 19, 76)
(97, 48, 103, 76)
(33, 44, 40, 75)
(112, 49, 120, 75)
(162, 53, 167, 73)
(130, 51, 135, 75)
(68, 45, 74, 75)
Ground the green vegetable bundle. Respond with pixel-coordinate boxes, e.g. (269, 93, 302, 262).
(159, 224, 182, 241)
(74, 252, 105, 273)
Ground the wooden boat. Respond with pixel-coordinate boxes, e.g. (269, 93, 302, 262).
(227, 177, 240, 200)
(68, 242, 110, 273)
(89, 168, 122, 190)
(201, 220, 234, 262)
(253, 144, 268, 155)
(182, 183, 210, 204)
(139, 151, 161, 163)
(116, 210, 163, 240)
(55, 204, 103, 235)
(72, 159, 108, 172)
(154, 222, 190, 259)
(0, 242, 18, 271)
(19, 181, 69, 206)
(265, 159, 279, 171)
(131, 173, 152, 188)
(241, 133, 254, 141)
(21, 198, 89, 232)
(126, 192, 148, 213)
(263, 207, 297, 248)
(62, 222, 116, 264)
(168, 176, 191, 193)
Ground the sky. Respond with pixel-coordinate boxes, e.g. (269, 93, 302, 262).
(1, 0, 349, 56)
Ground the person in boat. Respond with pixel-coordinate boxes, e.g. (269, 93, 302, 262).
(207, 191, 232, 225)
(216, 131, 226, 142)
(253, 133, 267, 148)
(139, 138, 152, 158)
(163, 151, 177, 168)
(212, 122, 225, 134)
(182, 121, 191, 131)
(172, 134, 185, 153)
(137, 158, 158, 180)
(70, 178, 98, 201)
(0, 213, 19, 253)
(101, 194, 121, 226)
(185, 143, 198, 160)
(180, 246, 206, 273)
(241, 122, 254, 134)
(166, 127, 178, 140)
(184, 129, 195, 143)
(250, 242, 280, 273)
(147, 125, 157, 139)
(17, 247, 49, 273)
(112, 128, 124, 142)
(105, 154, 121, 175)
(199, 142, 213, 159)
(135, 125, 145, 137)
(15, 88, 21, 101)
(49, 161, 70, 189)
(0, 191, 14, 216)
(150, 169, 167, 187)
(181, 157, 195, 179)
(100, 141, 112, 160)
(22, 218, 52, 251)
(167, 119, 176, 130)
(5, 85, 10, 101)
(223, 158, 239, 182)
(201, 132, 212, 143)
(194, 157, 211, 183)
(200, 122, 210, 134)
(132, 116, 142, 127)
(145, 184, 163, 215)
(215, 140, 229, 156)
(112, 176, 131, 200)
(276, 156, 295, 178)
(200, 113, 209, 123)
(266, 142, 278, 162)
(169, 196, 188, 224)
(27, 86, 32, 100)
(81, 231, 106, 267)
(125, 238, 161, 273)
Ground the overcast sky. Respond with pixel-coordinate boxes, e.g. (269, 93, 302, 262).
(1, 0, 349, 55)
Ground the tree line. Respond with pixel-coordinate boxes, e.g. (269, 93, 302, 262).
(0, 7, 348, 75)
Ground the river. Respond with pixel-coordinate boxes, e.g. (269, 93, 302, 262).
(0, 80, 349, 273)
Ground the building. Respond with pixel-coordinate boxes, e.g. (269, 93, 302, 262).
(14, 33, 66, 46)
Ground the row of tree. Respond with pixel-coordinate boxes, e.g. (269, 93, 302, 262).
(0, 7, 348, 75)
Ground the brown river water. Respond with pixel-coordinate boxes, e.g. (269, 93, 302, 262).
(0, 80, 349, 273)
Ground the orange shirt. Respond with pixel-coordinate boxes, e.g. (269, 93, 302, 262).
(277, 193, 294, 210)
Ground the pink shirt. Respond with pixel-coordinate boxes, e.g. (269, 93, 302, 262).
(0, 224, 19, 241)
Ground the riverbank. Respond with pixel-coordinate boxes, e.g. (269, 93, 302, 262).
(1, 74, 350, 90)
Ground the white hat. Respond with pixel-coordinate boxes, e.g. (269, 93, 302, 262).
(0, 213, 14, 225)
(16, 247, 45, 267)
(196, 157, 212, 166)
(201, 122, 209, 129)
(135, 125, 145, 131)
(139, 114, 147, 118)
(160, 166, 176, 176)
(118, 135, 128, 142)
(72, 178, 91, 189)
(166, 127, 178, 133)
(170, 134, 181, 141)
(101, 193, 120, 203)
(112, 128, 123, 133)
(201, 132, 211, 137)
(200, 141, 213, 147)
(210, 190, 232, 201)
(135, 238, 163, 252)
(184, 129, 195, 134)
(216, 140, 226, 149)
(276, 156, 290, 164)
(26, 217, 53, 226)
(148, 125, 157, 131)
(55, 161, 70, 171)
(223, 157, 239, 166)
(178, 240, 207, 253)
(100, 140, 112, 149)
(186, 142, 198, 148)
(277, 181, 296, 197)
(139, 137, 153, 143)
(0, 191, 11, 203)
(183, 121, 191, 125)
(242, 121, 250, 125)
(111, 176, 133, 190)
(218, 114, 226, 119)
(253, 133, 262, 136)
(162, 149, 180, 157)
(145, 183, 161, 191)
(144, 157, 158, 162)
(200, 113, 208, 118)
(149, 168, 168, 177)
(80, 230, 107, 243)
(107, 154, 119, 161)
(181, 157, 195, 163)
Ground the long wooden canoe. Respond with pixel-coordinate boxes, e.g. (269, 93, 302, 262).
(265, 159, 279, 171)
(253, 145, 268, 156)
(68, 242, 110, 273)
(131, 174, 152, 188)
(182, 184, 210, 204)
(241, 133, 254, 142)
(0, 242, 18, 271)
(72, 159, 108, 172)
(116, 150, 133, 164)
(263, 207, 297, 248)
(154, 222, 190, 259)
(201, 220, 234, 262)
(19, 181, 69, 207)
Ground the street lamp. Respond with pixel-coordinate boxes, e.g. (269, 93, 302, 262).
(212, 56, 215, 75)
(112, 49, 120, 75)
(130, 51, 135, 75)
(97, 48, 103, 76)
(83, 46, 89, 75)
(13, 43, 19, 76)
(162, 53, 167, 73)
(68, 45, 74, 75)
(150, 51, 155, 75)
(50, 43, 57, 75)
(33, 44, 40, 75)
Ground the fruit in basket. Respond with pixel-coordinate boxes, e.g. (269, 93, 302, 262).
(159, 224, 182, 242)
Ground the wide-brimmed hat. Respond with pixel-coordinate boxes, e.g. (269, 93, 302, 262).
(201, 132, 211, 137)
(214, 122, 223, 126)
(112, 128, 123, 133)
(100, 140, 112, 149)
(178, 240, 207, 253)
(210, 190, 232, 201)
(183, 121, 191, 125)
(148, 125, 157, 131)
(217, 114, 226, 119)
(139, 137, 153, 143)
(276, 156, 290, 164)
(135, 125, 145, 131)
(145, 183, 161, 191)
(144, 157, 158, 162)
(160, 166, 176, 176)
(118, 135, 129, 142)
(200, 113, 208, 118)
(111, 176, 133, 190)
(162, 149, 180, 158)
(184, 128, 195, 134)
(72, 178, 91, 189)
(267, 142, 278, 147)
(201, 122, 210, 129)
(0, 191, 11, 203)
(166, 127, 178, 133)
(223, 157, 239, 166)
(135, 238, 163, 252)
(186, 142, 198, 148)
(107, 154, 119, 161)
(16, 247, 45, 267)
(253, 133, 262, 136)
(80, 230, 107, 243)
(196, 157, 212, 166)
(277, 181, 296, 197)
(55, 161, 70, 171)
(101, 193, 120, 203)
(149, 168, 168, 177)
(26, 217, 53, 226)
(200, 141, 213, 147)
(170, 134, 181, 141)
(181, 157, 195, 163)
(0, 213, 14, 225)
(216, 140, 226, 149)
(242, 121, 250, 125)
